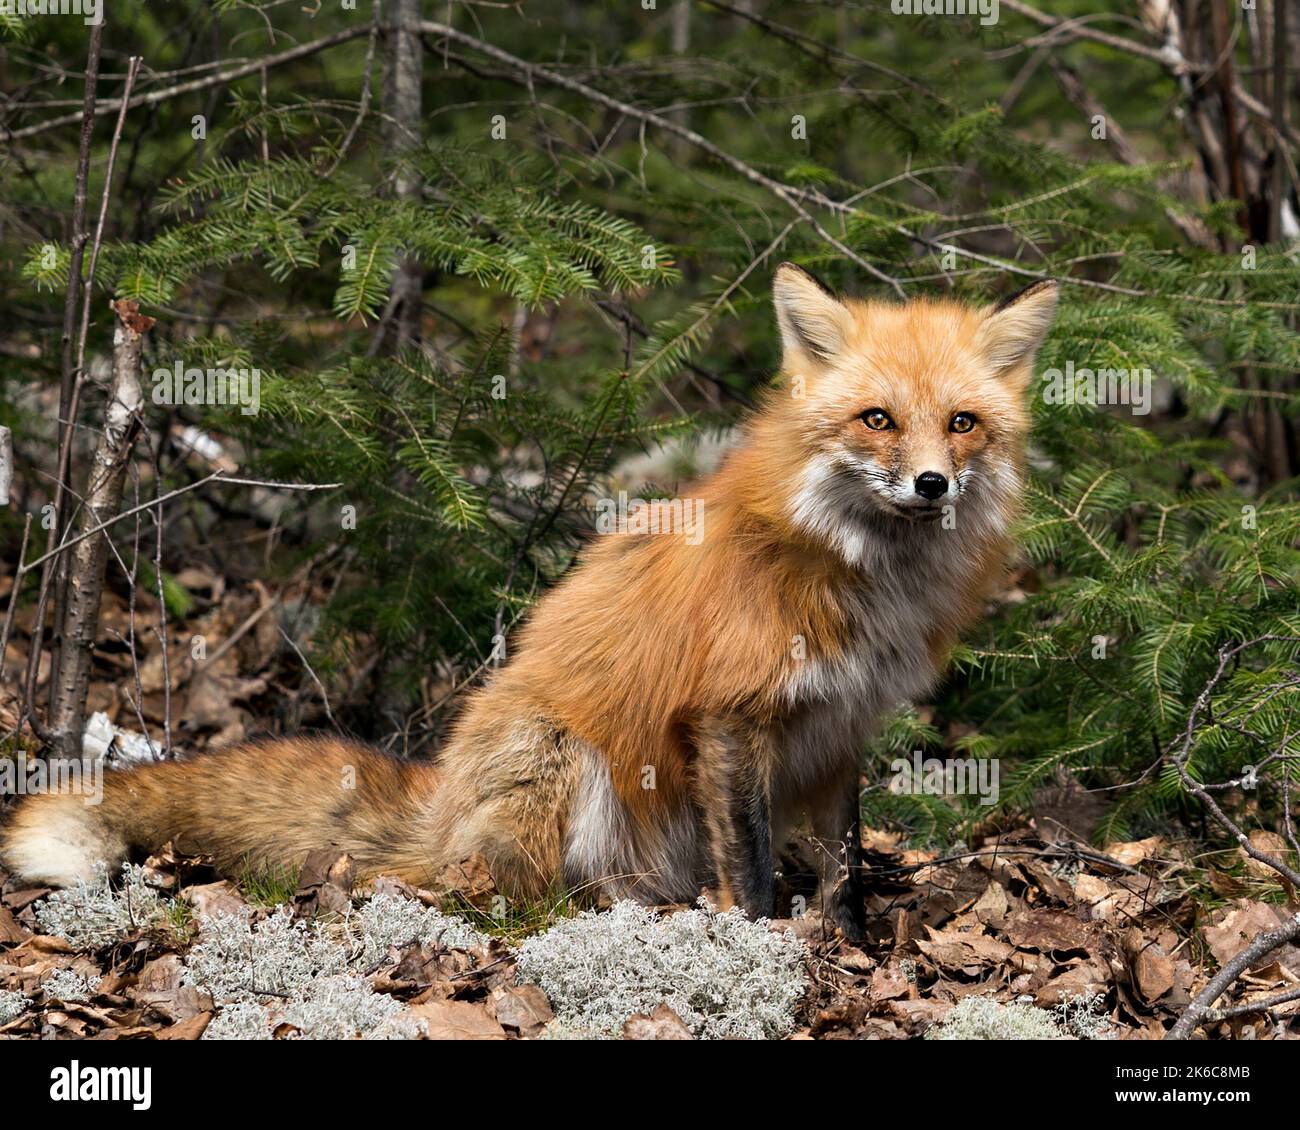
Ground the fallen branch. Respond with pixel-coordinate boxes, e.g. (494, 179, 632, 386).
(1165, 635, 1300, 1039)
(1169, 913, 1300, 1039)
(1206, 982, 1300, 1022)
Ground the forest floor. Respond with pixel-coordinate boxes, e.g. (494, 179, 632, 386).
(2, 564, 1299, 1040)
(2, 819, 1298, 1039)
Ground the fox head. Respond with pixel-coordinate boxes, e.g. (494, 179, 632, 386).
(759, 262, 1057, 557)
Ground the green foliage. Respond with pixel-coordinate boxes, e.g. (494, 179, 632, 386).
(238, 859, 301, 910)
(3, 2, 1297, 850)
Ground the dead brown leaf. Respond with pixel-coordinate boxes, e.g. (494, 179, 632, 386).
(426, 853, 497, 911)
(1005, 908, 1097, 955)
(1204, 901, 1300, 975)
(0, 905, 31, 945)
(971, 881, 1011, 928)
(915, 926, 1014, 972)
(154, 1012, 212, 1040)
(293, 850, 357, 918)
(142, 842, 216, 891)
(869, 959, 913, 1002)
(489, 984, 553, 1037)
(1241, 830, 1296, 883)
(407, 999, 507, 1040)
(1125, 934, 1176, 1005)
(183, 880, 249, 920)
(1019, 858, 1076, 904)
(1104, 836, 1165, 868)
(623, 1002, 694, 1040)
(1034, 957, 1110, 1006)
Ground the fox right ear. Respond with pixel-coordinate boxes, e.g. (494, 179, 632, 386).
(773, 262, 851, 367)
(976, 279, 1059, 373)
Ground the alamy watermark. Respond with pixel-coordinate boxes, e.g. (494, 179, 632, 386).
(0, 0, 101, 25)
(891, 0, 998, 26)
(50, 1061, 151, 1110)
(152, 360, 261, 415)
(595, 491, 705, 545)
(0, 753, 103, 806)
(1041, 360, 1152, 415)
(889, 751, 1000, 806)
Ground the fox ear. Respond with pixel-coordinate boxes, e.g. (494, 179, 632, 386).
(976, 279, 1059, 373)
(773, 262, 852, 366)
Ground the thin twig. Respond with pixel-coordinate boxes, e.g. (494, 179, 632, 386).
(2, 27, 372, 142)
(20, 471, 341, 576)
(277, 624, 337, 730)
(0, 513, 33, 683)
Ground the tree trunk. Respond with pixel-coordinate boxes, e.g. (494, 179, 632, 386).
(382, 0, 423, 352)
(46, 300, 154, 758)
(372, 0, 425, 741)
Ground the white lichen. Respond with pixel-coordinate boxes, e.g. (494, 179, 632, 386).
(0, 988, 27, 1024)
(1054, 991, 1113, 1039)
(34, 862, 172, 948)
(514, 899, 808, 1039)
(35, 871, 816, 1041)
(201, 1000, 274, 1041)
(184, 907, 347, 1002)
(926, 992, 1113, 1040)
(41, 968, 101, 1002)
(345, 891, 487, 967)
(191, 896, 484, 1039)
(279, 973, 421, 1040)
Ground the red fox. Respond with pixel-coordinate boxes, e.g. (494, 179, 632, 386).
(2, 265, 1056, 938)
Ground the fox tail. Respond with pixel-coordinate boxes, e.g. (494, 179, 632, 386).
(0, 737, 440, 888)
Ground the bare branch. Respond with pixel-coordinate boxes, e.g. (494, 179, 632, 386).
(415, 18, 907, 297)
(1, 26, 372, 142)
(1169, 912, 1300, 1038)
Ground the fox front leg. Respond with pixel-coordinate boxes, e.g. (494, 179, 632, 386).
(727, 757, 775, 918)
(808, 770, 866, 943)
(693, 729, 775, 919)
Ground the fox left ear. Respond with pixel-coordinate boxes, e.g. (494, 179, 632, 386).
(976, 279, 1059, 373)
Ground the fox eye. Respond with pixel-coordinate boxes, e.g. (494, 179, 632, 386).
(861, 409, 894, 431)
(949, 412, 977, 434)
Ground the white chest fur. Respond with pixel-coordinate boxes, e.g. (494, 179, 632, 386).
(778, 496, 1007, 795)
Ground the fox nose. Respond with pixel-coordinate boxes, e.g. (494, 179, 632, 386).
(914, 472, 948, 501)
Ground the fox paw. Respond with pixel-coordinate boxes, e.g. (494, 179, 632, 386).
(824, 886, 866, 945)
